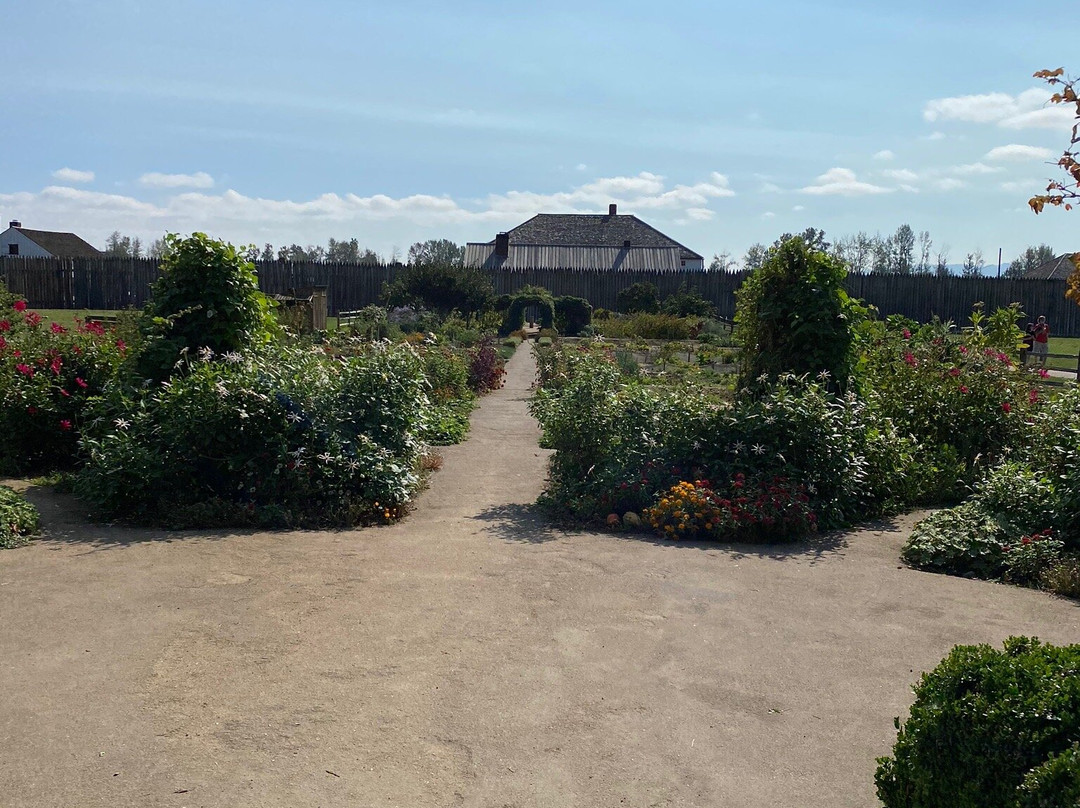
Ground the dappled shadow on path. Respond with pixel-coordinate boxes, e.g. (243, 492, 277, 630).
(471, 503, 562, 544)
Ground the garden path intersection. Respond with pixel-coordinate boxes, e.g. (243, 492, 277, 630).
(1, 345, 1078, 807)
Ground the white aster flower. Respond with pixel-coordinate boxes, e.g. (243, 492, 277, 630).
(285, 411, 303, 423)
(317, 452, 333, 464)
(114, 418, 130, 430)
(198, 346, 215, 361)
(223, 351, 243, 364)
(346, 460, 361, 472)
(732, 441, 746, 454)
(752, 443, 766, 455)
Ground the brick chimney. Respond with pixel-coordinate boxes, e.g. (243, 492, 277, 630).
(494, 232, 509, 257)
(9, 220, 22, 228)
(608, 203, 617, 216)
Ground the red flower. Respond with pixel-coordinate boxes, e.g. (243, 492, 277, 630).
(959, 345, 968, 355)
(24, 311, 41, 327)
(903, 352, 917, 367)
(60, 389, 71, 397)
(13, 300, 26, 312)
(59, 420, 72, 431)
(902, 329, 911, 339)
(1001, 402, 1012, 413)
(948, 367, 961, 377)
(50, 321, 67, 334)
(15, 363, 33, 377)
(1038, 368, 1049, 379)
(75, 377, 88, 389)
(1029, 389, 1039, 404)
(0, 336, 5, 350)
(83, 321, 104, 336)
(116, 339, 127, 352)
(0, 320, 9, 332)
(26, 406, 37, 415)
(959, 385, 969, 394)
(50, 357, 62, 375)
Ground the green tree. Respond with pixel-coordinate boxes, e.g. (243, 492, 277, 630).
(743, 243, 768, 272)
(962, 250, 985, 278)
(935, 246, 951, 277)
(615, 281, 660, 314)
(138, 233, 278, 380)
(407, 239, 464, 267)
(707, 252, 737, 272)
(734, 236, 864, 392)
(1006, 244, 1056, 278)
(104, 231, 142, 257)
(383, 263, 493, 320)
(892, 224, 915, 274)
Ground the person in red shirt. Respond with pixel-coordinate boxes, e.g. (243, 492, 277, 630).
(1031, 315, 1050, 367)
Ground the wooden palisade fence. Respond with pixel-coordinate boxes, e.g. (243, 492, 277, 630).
(2, 257, 1078, 336)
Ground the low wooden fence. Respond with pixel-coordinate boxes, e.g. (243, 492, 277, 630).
(3, 257, 1078, 335)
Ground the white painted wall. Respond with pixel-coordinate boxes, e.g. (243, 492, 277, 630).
(681, 258, 705, 271)
(0, 228, 54, 257)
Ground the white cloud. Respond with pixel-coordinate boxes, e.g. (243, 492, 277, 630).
(985, 144, 1055, 161)
(922, 131, 946, 141)
(932, 178, 966, 191)
(575, 163, 587, 171)
(52, 167, 95, 183)
(881, 168, 919, 183)
(873, 150, 895, 161)
(950, 162, 1002, 175)
(1000, 180, 1037, 192)
(761, 211, 775, 219)
(924, 87, 1072, 129)
(792, 205, 805, 211)
(139, 171, 215, 189)
(760, 182, 782, 194)
(0, 170, 733, 251)
(799, 167, 891, 196)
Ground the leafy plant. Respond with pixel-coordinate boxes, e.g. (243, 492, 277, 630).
(137, 233, 279, 381)
(734, 235, 865, 393)
(1, 485, 40, 549)
(875, 636, 1080, 808)
(660, 283, 716, 318)
(616, 282, 660, 314)
(383, 262, 494, 320)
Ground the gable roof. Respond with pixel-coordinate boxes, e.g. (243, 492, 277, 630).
(496, 213, 703, 261)
(1024, 253, 1078, 280)
(11, 227, 102, 258)
(464, 244, 686, 272)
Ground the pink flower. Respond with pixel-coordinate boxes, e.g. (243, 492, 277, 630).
(0, 336, 5, 351)
(15, 363, 33, 377)
(903, 352, 917, 367)
(1038, 368, 1049, 379)
(948, 367, 961, 377)
(902, 329, 911, 339)
(0, 320, 9, 332)
(60, 389, 71, 397)
(1029, 389, 1039, 404)
(50, 322, 67, 334)
(13, 300, 26, 312)
(115, 339, 126, 352)
(959, 385, 969, 394)
(75, 377, 88, 389)
(959, 345, 968, 355)
(59, 420, 72, 431)
(50, 357, 62, 375)
(1002, 402, 1012, 413)
(24, 311, 41, 327)
(26, 406, 37, 415)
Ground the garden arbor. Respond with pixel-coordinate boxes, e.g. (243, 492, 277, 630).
(499, 288, 555, 336)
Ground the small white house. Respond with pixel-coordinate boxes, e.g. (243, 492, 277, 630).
(0, 220, 102, 258)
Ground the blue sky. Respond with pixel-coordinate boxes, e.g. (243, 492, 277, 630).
(2, 0, 1075, 266)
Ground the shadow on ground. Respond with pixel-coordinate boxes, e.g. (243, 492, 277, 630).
(471, 503, 563, 544)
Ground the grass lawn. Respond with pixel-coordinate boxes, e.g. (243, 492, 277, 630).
(35, 309, 122, 329)
(1045, 336, 1079, 372)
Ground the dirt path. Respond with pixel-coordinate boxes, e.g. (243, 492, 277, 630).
(2, 345, 1077, 808)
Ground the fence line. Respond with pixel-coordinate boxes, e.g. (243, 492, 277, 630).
(2, 257, 1077, 335)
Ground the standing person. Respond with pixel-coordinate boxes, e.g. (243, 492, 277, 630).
(1031, 315, 1050, 368)
(1021, 321, 1035, 365)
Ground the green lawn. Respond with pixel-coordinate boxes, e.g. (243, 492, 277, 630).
(1046, 337, 1079, 372)
(35, 309, 120, 329)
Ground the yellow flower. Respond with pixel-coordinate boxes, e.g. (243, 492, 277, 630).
(705, 523, 713, 530)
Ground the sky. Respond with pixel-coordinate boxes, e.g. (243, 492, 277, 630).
(1, 0, 1076, 267)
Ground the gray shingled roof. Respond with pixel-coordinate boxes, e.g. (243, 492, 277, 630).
(465, 244, 686, 272)
(485, 213, 703, 261)
(14, 227, 102, 258)
(1024, 254, 1078, 280)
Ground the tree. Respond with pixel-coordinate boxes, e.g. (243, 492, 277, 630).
(915, 230, 933, 275)
(961, 250, 985, 278)
(327, 237, 360, 263)
(104, 231, 142, 257)
(407, 239, 464, 267)
(892, 224, 915, 275)
(935, 246, 951, 277)
(383, 263, 493, 320)
(708, 252, 737, 272)
(1005, 244, 1056, 278)
(616, 282, 660, 314)
(148, 237, 168, 259)
(1029, 68, 1080, 214)
(872, 235, 891, 273)
(743, 243, 768, 272)
(259, 243, 275, 262)
(734, 236, 864, 393)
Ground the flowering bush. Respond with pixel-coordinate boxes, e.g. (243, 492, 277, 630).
(1002, 530, 1065, 586)
(0, 286, 127, 474)
(75, 342, 430, 528)
(467, 336, 506, 394)
(646, 475, 816, 543)
(1, 485, 40, 549)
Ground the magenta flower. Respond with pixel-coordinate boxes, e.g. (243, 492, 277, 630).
(1029, 389, 1039, 404)
(0, 320, 9, 332)
(1002, 402, 1012, 413)
(1038, 368, 1049, 379)
(903, 352, 917, 366)
(50, 321, 66, 334)
(75, 377, 88, 389)
(59, 420, 72, 431)
(948, 367, 961, 377)
(15, 363, 33, 377)
(959, 385, 969, 394)
(959, 345, 968, 355)
(13, 300, 26, 312)
(902, 329, 911, 339)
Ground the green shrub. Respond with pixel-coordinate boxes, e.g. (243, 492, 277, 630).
(554, 296, 593, 336)
(902, 502, 1009, 579)
(138, 233, 279, 381)
(660, 283, 715, 318)
(1040, 557, 1080, 599)
(616, 282, 660, 314)
(76, 343, 430, 528)
(1002, 531, 1065, 586)
(1017, 743, 1080, 808)
(497, 286, 555, 336)
(594, 313, 697, 340)
(734, 236, 865, 393)
(0, 485, 40, 549)
(0, 292, 127, 475)
(875, 637, 1080, 808)
(383, 262, 494, 320)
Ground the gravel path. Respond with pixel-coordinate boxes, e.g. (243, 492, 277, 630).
(2, 344, 1077, 808)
